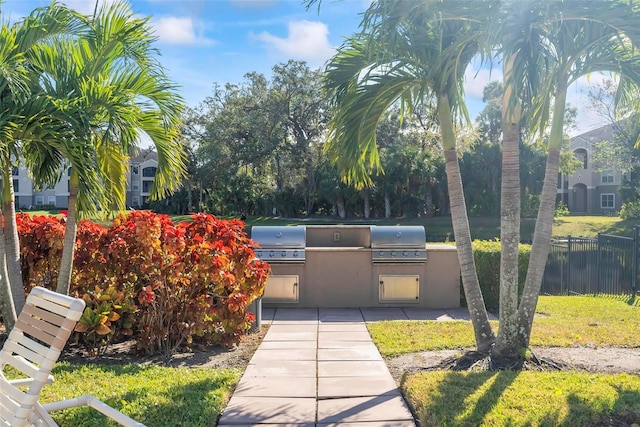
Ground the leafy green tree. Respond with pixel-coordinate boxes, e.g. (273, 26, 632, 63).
(189, 61, 330, 217)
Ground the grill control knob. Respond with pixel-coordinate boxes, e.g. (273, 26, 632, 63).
(379, 251, 384, 257)
(391, 251, 396, 257)
(293, 251, 299, 257)
(269, 251, 275, 258)
(403, 251, 409, 257)
(415, 251, 421, 257)
(281, 251, 287, 257)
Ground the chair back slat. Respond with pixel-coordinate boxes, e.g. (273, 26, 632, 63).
(11, 331, 57, 364)
(15, 317, 59, 348)
(2, 339, 46, 367)
(27, 292, 83, 321)
(0, 287, 85, 427)
(21, 304, 66, 329)
(0, 352, 40, 380)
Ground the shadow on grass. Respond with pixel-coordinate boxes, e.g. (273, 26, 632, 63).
(540, 385, 640, 426)
(414, 370, 519, 426)
(409, 372, 640, 427)
(49, 364, 238, 427)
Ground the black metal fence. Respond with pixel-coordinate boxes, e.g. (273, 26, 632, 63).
(542, 228, 639, 297)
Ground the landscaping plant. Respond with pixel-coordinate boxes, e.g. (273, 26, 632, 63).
(17, 210, 270, 356)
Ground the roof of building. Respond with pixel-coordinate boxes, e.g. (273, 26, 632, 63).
(130, 148, 158, 163)
(571, 123, 616, 149)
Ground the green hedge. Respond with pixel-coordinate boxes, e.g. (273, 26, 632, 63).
(461, 240, 531, 311)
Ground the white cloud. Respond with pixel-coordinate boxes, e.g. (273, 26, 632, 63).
(151, 16, 214, 46)
(464, 65, 502, 100)
(252, 20, 334, 65)
(60, 0, 120, 16)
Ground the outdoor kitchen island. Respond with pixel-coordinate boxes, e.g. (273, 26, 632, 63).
(252, 225, 460, 309)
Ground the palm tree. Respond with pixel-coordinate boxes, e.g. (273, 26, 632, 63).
(0, 3, 82, 325)
(514, 1, 640, 350)
(28, 1, 186, 296)
(322, 0, 496, 352)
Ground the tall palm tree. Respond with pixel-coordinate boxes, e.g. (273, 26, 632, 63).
(28, 1, 186, 296)
(0, 3, 82, 325)
(514, 1, 640, 350)
(322, 0, 496, 352)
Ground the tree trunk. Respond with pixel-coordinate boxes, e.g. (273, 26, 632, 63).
(56, 169, 79, 295)
(187, 181, 193, 212)
(362, 189, 371, 219)
(2, 162, 25, 315)
(337, 197, 346, 219)
(494, 64, 521, 357)
(438, 96, 495, 353)
(517, 88, 568, 349)
(384, 191, 391, 218)
(0, 222, 16, 331)
(425, 186, 433, 217)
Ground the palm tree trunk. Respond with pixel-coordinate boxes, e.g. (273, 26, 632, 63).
(384, 191, 391, 218)
(362, 189, 371, 219)
(494, 67, 521, 357)
(438, 96, 495, 353)
(2, 162, 26, 315)
(337, 197, 346, 219)
(56, 170, 79, 295)
(425, 186, 433, 217)
(517, 88, 567, 349)
(0, 223, 16, 331)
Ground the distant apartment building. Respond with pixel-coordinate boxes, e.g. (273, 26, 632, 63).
(10, 149, 158, 210)
(557, 123, 629, 214)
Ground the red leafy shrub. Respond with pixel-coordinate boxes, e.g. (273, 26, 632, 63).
(17, 213, 65, 291)
(17, 211, 270, 356)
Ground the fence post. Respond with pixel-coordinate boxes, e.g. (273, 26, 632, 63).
(633, 227, 638, 299)
(596, 233, 601, 294)
(567, 235, 572, 295)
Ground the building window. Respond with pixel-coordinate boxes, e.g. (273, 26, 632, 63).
(35, 196, 44, 205)
(11, 167, 18, 176)
(601, 170, 614, 184)
(13, 179, 18, 192)
(132, 180, 139, 191)
(574, 149, 588, 169)
(132, 196, 140, 207)
(142, 181, 153, 193)
(601, 193, 615, 209)
(48, 196, 56, 205)
(131, 165, 139, 175)
(67, 167, 72, 177)
(142, 167, 156, 177)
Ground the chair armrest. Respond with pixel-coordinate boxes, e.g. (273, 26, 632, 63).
(9, 374, 54, 387)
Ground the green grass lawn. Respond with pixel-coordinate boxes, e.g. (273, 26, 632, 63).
(23, 209, 640, 242)
(368, 295, 640, 427)
(244, 214, 638, 242)
(36, 364, 241, 427)
(369, 295, 640, 357)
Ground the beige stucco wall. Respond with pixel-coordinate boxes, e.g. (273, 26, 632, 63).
(262, 243, 460, 309)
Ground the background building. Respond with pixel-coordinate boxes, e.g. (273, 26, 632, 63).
(10, 149, 158, 210)
(557, 123, 629, 214)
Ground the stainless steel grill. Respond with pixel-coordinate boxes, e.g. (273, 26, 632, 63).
(370, 225, 427, 262)
(251, 226, 306, 263)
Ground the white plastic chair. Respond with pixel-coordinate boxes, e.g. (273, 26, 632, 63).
(0, 286, 145, 426)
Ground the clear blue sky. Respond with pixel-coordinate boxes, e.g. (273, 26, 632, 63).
(2, 0, 608, 134)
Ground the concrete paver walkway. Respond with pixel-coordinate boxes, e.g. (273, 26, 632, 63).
(217, 308, 419, 426)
